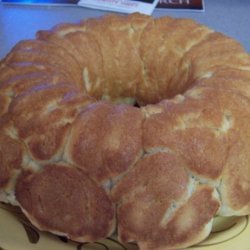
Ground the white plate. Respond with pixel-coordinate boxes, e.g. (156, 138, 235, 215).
(0, 203, 249, 250)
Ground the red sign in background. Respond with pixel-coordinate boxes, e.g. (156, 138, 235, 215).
(157, 0, 204, 10)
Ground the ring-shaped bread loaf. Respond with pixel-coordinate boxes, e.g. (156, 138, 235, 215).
(0, 13, 250, 249)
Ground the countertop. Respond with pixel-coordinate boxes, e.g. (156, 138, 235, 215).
(0, 0, 250, 59)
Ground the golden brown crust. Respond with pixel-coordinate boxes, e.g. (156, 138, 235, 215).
(15, 164, 115, 241)
(38, 30, 105, 99)
(194, 67, 250, 98)
(0, 13, 249, 249)
(9, 83, 94, 161)
(139, 186, 220, 250)
(0, 134, 24, 188)
(138, 16, 213, 104)
(112, 152, 190, 242)
(65, 102, 143, 183)
(218, 100, 250, 215)
(6, 39, 83, 84)
(0, 63, 66, 116)
(79, 15, 145, 103)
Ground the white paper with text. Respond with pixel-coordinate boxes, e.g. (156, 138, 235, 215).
(78, 0, 159, 15)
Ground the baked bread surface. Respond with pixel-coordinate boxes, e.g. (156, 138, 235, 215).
(0, 13, 250, 249)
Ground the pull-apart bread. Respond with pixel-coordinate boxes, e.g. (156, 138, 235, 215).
(0, 13, 250, 249)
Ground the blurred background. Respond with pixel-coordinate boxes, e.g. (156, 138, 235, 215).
(0, 0, 250, 59)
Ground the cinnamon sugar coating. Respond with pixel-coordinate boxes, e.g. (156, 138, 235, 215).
(0, 13, 249, 249)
